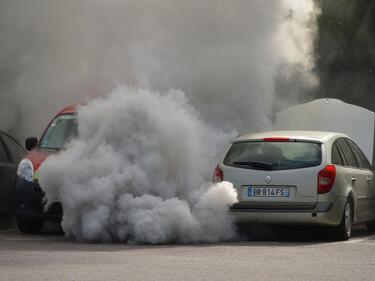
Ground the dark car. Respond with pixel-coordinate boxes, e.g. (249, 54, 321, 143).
(0, 131, 26, 218)
(14, 105, 78, 233)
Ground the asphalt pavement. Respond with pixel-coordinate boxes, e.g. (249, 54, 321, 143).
(0, 220, 375, 281)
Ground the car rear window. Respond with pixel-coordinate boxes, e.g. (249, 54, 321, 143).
(345, 138, 371, 170)
(331, 142, 345, 166)
(336, 138, 359, 168)
(224, 141, 322, 171)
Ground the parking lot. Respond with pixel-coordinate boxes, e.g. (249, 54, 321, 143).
(1, 220, 375, 281)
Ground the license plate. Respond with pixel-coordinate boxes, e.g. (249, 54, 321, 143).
(247, 186, 290, 198)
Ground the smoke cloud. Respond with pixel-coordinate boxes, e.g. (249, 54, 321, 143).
(39, 86, 238, 243)
(0, 1, 319, 243)
(0, 0, 318, 138)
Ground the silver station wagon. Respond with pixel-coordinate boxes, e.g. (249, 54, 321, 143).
(214, 131, 375, 240)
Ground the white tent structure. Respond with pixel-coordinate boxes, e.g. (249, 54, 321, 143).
(274, 99, 375, 164)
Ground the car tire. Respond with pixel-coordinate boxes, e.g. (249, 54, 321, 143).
(332, 199, 353, 241)
(16, 218, 44, 234)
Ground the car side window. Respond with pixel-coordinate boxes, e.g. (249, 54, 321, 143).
(2, 134, 25, 163)
(0, 136, 10, 163)
(336, 138, 360, 168)
(331, 141, 345, 166)
(345, 138, 372, 170)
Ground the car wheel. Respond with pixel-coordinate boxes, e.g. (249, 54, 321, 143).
(16, 218, 44, 234)
(333, 199, 353, 241)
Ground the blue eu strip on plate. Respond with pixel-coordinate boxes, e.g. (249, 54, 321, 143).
(248, 187, 253, 197)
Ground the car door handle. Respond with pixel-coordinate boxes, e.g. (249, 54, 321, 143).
(367, 177, 372, 181)
(351, 177, 357, 183)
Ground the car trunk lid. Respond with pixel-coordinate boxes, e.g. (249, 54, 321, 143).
(222, 139, 324, 209)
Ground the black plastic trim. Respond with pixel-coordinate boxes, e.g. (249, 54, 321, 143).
(230, 202, 333, 213)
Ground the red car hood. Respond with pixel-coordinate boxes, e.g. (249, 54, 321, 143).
(26, 149, 55, 172)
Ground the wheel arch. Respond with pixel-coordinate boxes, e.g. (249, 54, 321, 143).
(346, 190, 355, 222)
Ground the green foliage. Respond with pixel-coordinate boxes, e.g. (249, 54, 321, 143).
(314, 0, 375, 109)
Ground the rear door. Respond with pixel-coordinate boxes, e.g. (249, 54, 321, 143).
(222, 139, 323, 209)
(345, 138, 374, 221)
(335, 138, 368, 222)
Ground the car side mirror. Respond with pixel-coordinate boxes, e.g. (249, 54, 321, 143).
(25, 137, 38, 151)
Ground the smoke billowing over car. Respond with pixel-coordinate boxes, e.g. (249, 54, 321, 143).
(14, 105, 78, 233)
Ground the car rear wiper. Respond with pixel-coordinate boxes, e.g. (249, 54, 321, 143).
(232, 161, 273, 170)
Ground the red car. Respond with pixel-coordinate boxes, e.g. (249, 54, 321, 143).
(14, 105, 78, 233)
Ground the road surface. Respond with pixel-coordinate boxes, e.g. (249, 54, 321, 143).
(0, 221, 375, 281)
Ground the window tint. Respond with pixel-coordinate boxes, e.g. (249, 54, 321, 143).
(345, 138, 371, 170)
(331, 142, 345, 166)
(224, 141, 322, 171)
(2, 134, 25, 163)
(0, 137, 9, 163)
(336, 138, 359, 168)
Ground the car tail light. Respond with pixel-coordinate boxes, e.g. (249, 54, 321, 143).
(213, 164, 223, 183)
(263, 137, 290, 142)
(318, 165, 336, 194)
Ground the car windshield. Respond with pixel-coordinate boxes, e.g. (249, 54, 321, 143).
(40, 114, 78, 150)
(224, 141, 322, 171)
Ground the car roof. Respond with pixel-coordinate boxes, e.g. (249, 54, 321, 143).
(234, 130, 348, 143)
(58, 104, 78, 114)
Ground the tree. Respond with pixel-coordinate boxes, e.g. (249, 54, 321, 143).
(313, 0, 375, 110)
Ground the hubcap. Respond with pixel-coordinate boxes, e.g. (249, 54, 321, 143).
(344, 202, 352, 237)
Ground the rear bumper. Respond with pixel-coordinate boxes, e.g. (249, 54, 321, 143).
(230, 199, 346, 226)
(14, 177, 62, 221)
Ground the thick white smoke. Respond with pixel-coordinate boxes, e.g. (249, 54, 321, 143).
(1, 0, 319, 243)
(0, 0, 318, 138)
(39, 86, 238, 243)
